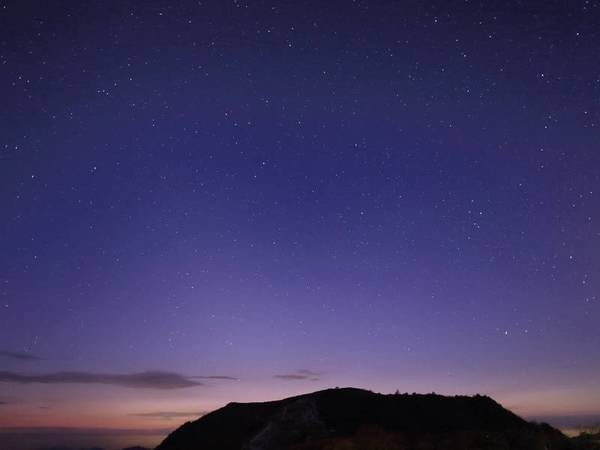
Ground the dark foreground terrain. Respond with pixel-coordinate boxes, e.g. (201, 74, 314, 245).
(155, 387, 600, 450)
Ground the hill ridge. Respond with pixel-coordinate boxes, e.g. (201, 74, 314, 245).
(155, 387, 571, 450)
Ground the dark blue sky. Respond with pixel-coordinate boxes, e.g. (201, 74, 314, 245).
(1, 0, 599, 445)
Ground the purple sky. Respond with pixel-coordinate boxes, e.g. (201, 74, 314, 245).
(1, 0, 600, 447)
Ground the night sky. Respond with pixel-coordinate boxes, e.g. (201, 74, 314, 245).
(1, 0, 600, 448)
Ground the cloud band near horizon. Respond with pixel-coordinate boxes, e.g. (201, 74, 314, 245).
(273, 369, 321, 381)
(0, 371, 204, 390)
(0, 351, 42, 361)
(133, 411, 208, 420)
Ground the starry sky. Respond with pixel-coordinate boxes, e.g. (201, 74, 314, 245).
(1, 0, 600, 448)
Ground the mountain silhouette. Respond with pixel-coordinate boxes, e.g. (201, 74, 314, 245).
(155, 387, 584, 450)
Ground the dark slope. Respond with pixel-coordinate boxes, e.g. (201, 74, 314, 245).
(155, 387, 573, 450)
(572, 432, 600, 450)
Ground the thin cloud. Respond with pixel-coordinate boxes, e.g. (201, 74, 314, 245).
(192, 375, 239, 381)
(133, 411, 207, 420)
(0, 370, 203, 390)
(0, 351, 42, 361)
(273, 369, 321, 381)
